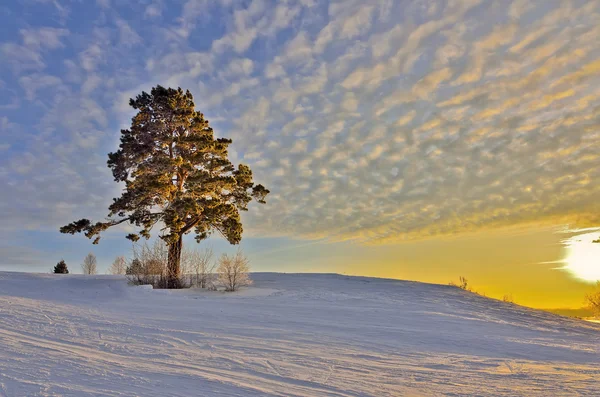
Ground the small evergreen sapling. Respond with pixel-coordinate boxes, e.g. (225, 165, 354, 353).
(53, 260, 69, 274)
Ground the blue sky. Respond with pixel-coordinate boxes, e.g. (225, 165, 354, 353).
(1, 0, 600, 302)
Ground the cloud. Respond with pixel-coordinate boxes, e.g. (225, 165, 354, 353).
(210, 0, 267, 53)
(144, 3, 162, 18)
(339, 5, 375, 40)
(0, 245, 46, 267)
(220, 58, 254, 78)
(20, 27, 69, 50)
(18, 73, 63, 100)
(28, 0, 70, 22)
(1, 0, 600, 248)
(0, 116, 16, 136)
(115, 19, 142, 47)
(1, 43, 45, 73)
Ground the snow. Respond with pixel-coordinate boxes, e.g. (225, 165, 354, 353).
(0, 272, 598, 396)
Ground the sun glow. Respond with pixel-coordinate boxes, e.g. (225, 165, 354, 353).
(560, 231, 600, 282)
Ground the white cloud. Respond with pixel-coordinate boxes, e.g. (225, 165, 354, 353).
(0, 116, 16, 135)
(144, 4, 162, 18)
(20, 27, 69, 50)
(340, 92, 358, 112)
(79, 44, 104, 72)
(283, 31, 313, 62)
(211, 0, 267, 53)
(265, 62, 285, 79)
(115, 19, 142, 47)
(339, 5, 374, 39)
(18, 73, 63, 100)
(1, 44, 45, 72)
(222, 58, 254, 78)
(314, 22, 335, 54)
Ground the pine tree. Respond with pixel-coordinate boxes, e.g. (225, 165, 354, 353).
(125, 258, 143, 275)
(54, 260, 69, 274)
(60, 86, 269, 288)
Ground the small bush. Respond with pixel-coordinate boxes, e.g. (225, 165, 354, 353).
(502, 294, 514, 303)
(182, 247, 216, 289)
(449, 276, 470, 291)
(217, 250, 252, 292)
(125, 240, 189, 289)
(585, 282, 600, 317)
(53, 260, 69, 274)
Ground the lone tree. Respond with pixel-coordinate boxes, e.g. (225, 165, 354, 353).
(81, 252, 97, 275)
(60, 86, 269, 288)
(54, 260, 69, 274)
(108, 256, 127, 275)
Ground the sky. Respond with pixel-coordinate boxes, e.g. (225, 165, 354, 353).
(1, 0, 600, 309)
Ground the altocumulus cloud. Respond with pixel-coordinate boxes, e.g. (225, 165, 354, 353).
(0, 0, 599, 246)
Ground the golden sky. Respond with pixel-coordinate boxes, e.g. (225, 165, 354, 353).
(251, 226, 598, 309)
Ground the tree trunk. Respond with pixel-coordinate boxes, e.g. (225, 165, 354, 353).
(167, 236, 183, 288)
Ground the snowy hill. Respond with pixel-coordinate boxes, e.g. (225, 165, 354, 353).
(0, 272, 598, 396)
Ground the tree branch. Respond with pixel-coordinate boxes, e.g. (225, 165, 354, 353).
(181, 216, 201, 234)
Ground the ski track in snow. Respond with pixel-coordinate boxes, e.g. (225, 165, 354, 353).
(0, 272, 598, 396)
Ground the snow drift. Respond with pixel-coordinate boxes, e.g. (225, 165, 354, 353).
(0, 272, 598, 396)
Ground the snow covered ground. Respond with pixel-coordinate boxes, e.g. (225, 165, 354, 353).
(0, 272, 598, 396)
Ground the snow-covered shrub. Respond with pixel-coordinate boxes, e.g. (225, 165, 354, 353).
(217, 250, 252, 292)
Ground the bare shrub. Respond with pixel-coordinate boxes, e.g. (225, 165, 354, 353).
(502, 294, 514, 303)
(81, 252, 97, 275)
(108, 256, 127, 275)
(217, 250, 252, 292)
(449, 276, 470, 291)
(585, 282, 600, 317)
(126, 240, 189, 288)
(182, 247, 215, 288)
